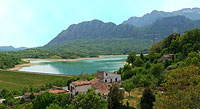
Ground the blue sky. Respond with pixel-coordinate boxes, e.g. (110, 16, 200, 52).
(0, 0, 200, 47)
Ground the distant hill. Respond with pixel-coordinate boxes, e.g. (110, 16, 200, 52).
(122, 8, 200, 27)
(0, 46, 27, 51)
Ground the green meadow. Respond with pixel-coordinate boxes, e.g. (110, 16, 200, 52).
(0, 70, 72, 93)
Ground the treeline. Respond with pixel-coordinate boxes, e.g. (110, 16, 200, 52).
(0, 52, 24, 69)
(119, 28, 200, 108)
(9, 38, 151, 59)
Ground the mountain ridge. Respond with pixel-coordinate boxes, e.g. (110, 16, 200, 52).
(0, 46, 27, 51)
(122, 8, 200, 27)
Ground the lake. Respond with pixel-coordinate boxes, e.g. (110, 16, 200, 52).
(19, 56, 127, 75)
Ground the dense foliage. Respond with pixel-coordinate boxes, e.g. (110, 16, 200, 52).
(68, 89, 107, 109)
(32, 92, 71, 109)
(119, 28, 200, 108)
(8, 38, 151, 59)
(0, 52, 24, 69)
(154, 65, 200, 108)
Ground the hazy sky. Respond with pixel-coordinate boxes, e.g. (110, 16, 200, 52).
(0, 0, 200, 47)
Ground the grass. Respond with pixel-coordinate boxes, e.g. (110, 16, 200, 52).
(123, 88, 144, 109)
(0, 70, 72, 93)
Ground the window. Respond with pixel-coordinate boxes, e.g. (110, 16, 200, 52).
(115, 78, 117, 82)
(106, 73, 108, 76)
(105, 80, 107, 82)
(110, 79, 112, 83)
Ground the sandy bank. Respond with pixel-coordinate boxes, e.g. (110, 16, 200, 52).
(8, 63, 37, 71)
(23, 55, 128, 62)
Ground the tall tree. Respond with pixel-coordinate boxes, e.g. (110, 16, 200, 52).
(140, 87, 155, 109)
(127, 52, 137, 65)
(122, 80, 135, 96)
(133, 57, 144, 67)
(108, 83, 124, 109)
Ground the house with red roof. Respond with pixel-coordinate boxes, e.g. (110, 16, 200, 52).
(69, 71, 121, 99)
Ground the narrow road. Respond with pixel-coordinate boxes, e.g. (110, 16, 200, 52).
(0, 96, 23, 104)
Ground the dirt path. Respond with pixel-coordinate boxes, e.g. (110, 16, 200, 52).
(0, 80, 23, 86)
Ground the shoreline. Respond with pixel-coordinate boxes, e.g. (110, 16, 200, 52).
(8, 55, 128, 71)
(8, 63, 37, 71)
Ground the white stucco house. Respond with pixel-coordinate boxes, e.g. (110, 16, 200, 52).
(69, 71, 121, 98)
(69, 80, 91, 97)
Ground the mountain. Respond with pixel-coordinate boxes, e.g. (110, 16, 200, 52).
(46, 15, 200, 46)
(146, 16, 200, 39)
(43, 15, 200, 56)
(0, 46, 27, 51)
(46, 19, 145, 46)
(122, 8, 200, 27)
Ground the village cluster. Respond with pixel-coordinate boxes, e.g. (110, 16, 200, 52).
(24, 71, 121, 101)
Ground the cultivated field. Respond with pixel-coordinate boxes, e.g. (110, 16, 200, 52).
(0, 70, 72, 92)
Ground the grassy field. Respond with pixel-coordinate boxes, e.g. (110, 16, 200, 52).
(123, 88, 144, 109)
(0, 70, 72, 93)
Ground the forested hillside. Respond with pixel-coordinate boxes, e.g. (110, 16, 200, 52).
(119, 28, 200, 108)
(43, 15, 200, 56)
(0, 52, 24, 69)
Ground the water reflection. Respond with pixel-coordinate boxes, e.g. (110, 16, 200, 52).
(19, 56, 127, 75)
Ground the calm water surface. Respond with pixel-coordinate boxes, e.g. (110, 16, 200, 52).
(19, 56, 127, 75)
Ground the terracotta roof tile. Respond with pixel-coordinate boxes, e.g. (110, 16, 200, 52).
(72, 80, 91, 86)
(91, 81, 109, 96)
(89, 78, 100, 84)
(49, 89, 66, 94)
(24, 93, 39, 96)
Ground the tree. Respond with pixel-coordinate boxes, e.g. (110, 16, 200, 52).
(32, 91, 56, 109)
(122, 80, 135, 96)
(69, 89, 107, 109)
(131, 73, 158, 87)
(29, 93, 35, 100)
(0, 103, 6, 109)
(133, 57, 144, 67)
(108, 83, 124, 109)
(145, 62, 151, 69)
(154, 65, 200, 109)
(46, 104, 62, 109)
(53, 94, 71, 107)
(127, 52, 136, 64)
(140, 53, 144, 60)
(140, 87, 155, 109)
(150, 63, 164, 79)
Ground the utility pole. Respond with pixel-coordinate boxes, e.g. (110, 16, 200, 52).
(153, 33, 156, 45)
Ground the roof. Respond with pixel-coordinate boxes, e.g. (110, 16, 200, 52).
(24, 93, 39, 96)
(162, 54, 174, 58)
(91, 80, 109, 96)
(71, 80, 91, 86)
(89, 78, 100, 84)
(49, 89, 67, 94)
